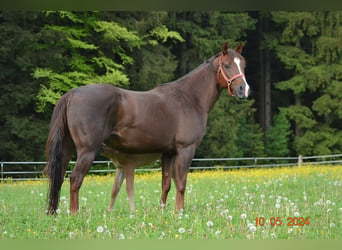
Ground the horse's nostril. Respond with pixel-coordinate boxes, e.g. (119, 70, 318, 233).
(240, 85, 244, 90)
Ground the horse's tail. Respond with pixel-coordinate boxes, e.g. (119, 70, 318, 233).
(44, 92, 71, 214)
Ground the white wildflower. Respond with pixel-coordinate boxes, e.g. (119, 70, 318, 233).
(240, 213, 247, 219)
(249, 225, 256, 232)
(206, 220, 214, 227)
(97, 226, 104, 233)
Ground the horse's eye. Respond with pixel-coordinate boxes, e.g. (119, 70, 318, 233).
(224, 64, 230, 69)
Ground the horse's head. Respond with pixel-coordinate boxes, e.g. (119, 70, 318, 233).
(216, 42, 250, 98)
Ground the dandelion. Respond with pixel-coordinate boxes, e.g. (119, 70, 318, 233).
(327, 209, 332, 213)
(81, 197, 87, 203)
(288, 228, 293, 234)
(260, 194, 265, 199)
(276, 199, 281, 204)
(160, 232, 166, 238)
(227, 215, 233, 221)
(326, 200, 331, 205)
(160, 203, 166, 208)
(129, 214, 134, 219)
(271, 232, 276, 239)
(97, 226, 104, 233)
(215, 230, 221, 236)
(68, 232, 74, 238)
(339, 208, 342, 213)
(240, 213, 247, 219)
(56, 208, 61, 214)
(178, 227, 185, 234)
(275, 204, 280, 209)
(118, 233, 125, 239)
(293, 212, 300, 217)
(249, 225, 256, 232)
(330, 223, 335, 228)
(148, 223, 153, 227)
(206, 220, 214, 227)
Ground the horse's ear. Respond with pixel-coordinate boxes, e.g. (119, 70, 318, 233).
(222, 42, 229, 55)
(235, 42, 243, 54)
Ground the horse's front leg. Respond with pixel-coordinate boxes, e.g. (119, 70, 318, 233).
(108, 167, 125, 212)
(173, 146, 196, 211)
(160, 154, 174, 207)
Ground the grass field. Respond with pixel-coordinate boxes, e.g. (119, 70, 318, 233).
(0, 165, 341, 239)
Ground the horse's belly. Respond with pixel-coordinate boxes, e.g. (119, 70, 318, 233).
(105, 129, 174, 154)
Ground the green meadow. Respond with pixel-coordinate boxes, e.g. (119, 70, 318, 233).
(0, 165, 341, 239)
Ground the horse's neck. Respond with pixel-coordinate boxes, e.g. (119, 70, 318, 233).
(179, 63, 222, 114)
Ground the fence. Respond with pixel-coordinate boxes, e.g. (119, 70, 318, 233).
(1, 153, 342, 182)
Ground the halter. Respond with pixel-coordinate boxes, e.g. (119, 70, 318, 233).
(216, 54, 245, 96)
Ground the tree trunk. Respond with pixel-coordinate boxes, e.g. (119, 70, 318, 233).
(258, 14, 271, 132)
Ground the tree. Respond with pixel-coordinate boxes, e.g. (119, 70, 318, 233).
(264, 110, 291, 157)
(34, 11, 184, 112)
(0, 11, 54, 162)
(272, 11, 342, 155)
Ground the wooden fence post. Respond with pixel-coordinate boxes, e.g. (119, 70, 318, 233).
(298, 155, 302, 167)
(1, 162, 3, 182)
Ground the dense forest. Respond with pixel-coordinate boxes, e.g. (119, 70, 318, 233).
(0, 11, 342, 165)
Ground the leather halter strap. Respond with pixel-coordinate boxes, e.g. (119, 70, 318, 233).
(216, 54, 245, 96)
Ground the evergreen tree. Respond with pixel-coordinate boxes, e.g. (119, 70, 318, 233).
(0, 12, 54, 161)
(34, 11, 184, 112)
(264, 109, 291, 157)
(272, 11, 342, 156)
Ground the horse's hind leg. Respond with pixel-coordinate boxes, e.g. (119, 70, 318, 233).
(69, 150, 96, 214)
(108, 167, 125, 212)
(160, 154, 174, 207)
(125, 165, 135, 212)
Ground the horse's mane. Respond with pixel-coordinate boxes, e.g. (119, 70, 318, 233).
(157, 53, 221, 89)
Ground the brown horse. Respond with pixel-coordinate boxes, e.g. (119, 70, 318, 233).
(45, 41, 250, 214)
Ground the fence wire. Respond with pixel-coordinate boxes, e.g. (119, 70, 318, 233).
(1, 154, 342, 182)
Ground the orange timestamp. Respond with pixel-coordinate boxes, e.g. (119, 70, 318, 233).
(254, 217, 310, 226)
